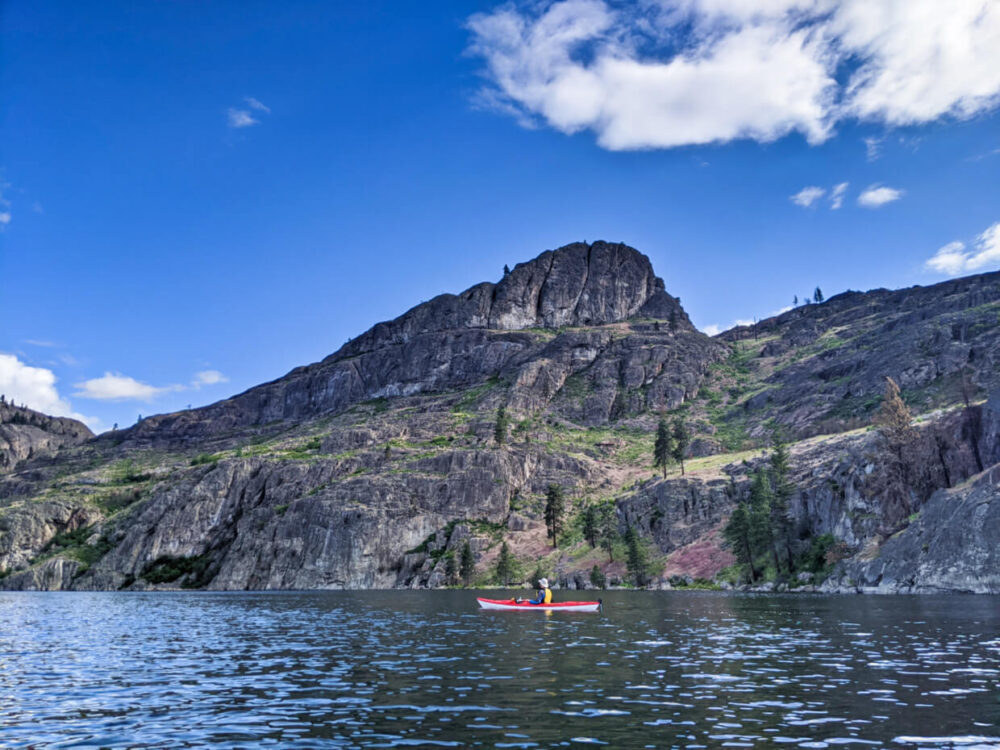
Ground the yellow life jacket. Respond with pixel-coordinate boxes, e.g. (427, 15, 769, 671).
(543, 587, 552, 604)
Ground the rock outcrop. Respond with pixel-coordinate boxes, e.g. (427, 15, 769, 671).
(0, 402, 93, 472)
(823, 468, 1000, 594)
(121, 242, 695, 445)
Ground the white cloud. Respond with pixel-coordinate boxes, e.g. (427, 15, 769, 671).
(967, 146, 1000, 162)
(244, 97, 271, 113)
(228, 97, 271, 129)
(468, 2, 836, 149)
(835, 0, 1000, 126)
(925, 222, 1000, 276)
(192, 370, 228, 388)
(791, 186, 825, 207)
(702, 324, 722, 336)
(829, 181, 848, 209)
(0, 179, 10, 228)
(857, 184, 904, 208)
(227, 108, 259, 128)
(925, 241, 970, 275)
(863, 136, 883, 160)
(467, 0, 1000, 150)
(0, 353, 98, 428)
(74, 372, 182, 402)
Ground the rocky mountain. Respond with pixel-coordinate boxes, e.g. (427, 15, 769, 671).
(124, 241, 698, 446)
(2, 240, 999, 593)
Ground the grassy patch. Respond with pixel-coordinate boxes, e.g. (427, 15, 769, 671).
(111, 459, 152, 484)
(190, 453, 220, 466)
(95, 488, 145, 514)
(451, 377, 501, 413)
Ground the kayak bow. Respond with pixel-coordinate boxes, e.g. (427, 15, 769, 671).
(477, 597, 601, 612)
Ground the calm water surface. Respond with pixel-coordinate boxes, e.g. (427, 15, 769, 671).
(1, 591, 998, 749)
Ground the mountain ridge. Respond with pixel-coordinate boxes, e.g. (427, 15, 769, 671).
(2, 240, 1000, 593)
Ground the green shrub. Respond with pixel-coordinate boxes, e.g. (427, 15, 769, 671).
(111, 459, 152, 484)
(589, 565, 606, 589)
(98, 488, 143, 514)
(141, 553, 213, 587)
(799, 533, 836, 573)
(190, 453, 219, 466)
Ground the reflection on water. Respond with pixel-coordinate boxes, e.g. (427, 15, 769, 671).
(1, 591, 998, 748)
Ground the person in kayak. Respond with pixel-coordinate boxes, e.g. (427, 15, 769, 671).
(527, 577, 552, 605)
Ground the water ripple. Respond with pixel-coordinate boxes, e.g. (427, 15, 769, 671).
(1, 591, 998, 748)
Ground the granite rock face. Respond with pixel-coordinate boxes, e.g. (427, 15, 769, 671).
(823, 468, 1000, 594)
(0, 499, 102, 573)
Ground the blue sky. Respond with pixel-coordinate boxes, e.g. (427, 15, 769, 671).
(2, 0, 999, 431)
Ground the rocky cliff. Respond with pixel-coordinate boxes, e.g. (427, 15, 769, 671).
(123, 241, 694, 446)
(0, 402, 93, 472)
(714, 272, 1000, 441)
(2, 240, 1000, 593)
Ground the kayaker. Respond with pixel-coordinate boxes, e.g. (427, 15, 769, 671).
(527, 577, 552, 605)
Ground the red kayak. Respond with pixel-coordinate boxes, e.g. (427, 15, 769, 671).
(477, 597, 601, 612)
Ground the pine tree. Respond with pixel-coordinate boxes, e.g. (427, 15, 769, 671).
(813, 286, 824, 303)
(873, 376, 916, 524)
(494, 405, 509, 446)
(750, 469, 779, 577)
(653, 418, 673, 478)
(503, 264, 511, 276)
(671, 418, 690, 476)
(768, 435, 795, 573)
(581, 504, 599, 548)
(459, 540, 475, 586)
(544, 484, 565, 548)
(793, 294, 798, 306)
(597, 503, 619, 562)
(723, 502, 759, 582)
(875, 377, 915, 447)
(495, 541, 515, 586)
(624, 526, 652, 587)
(590, 564, 606, 589)
(669, 309, 679, 331)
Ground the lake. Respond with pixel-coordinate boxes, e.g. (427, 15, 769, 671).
(1, 591, 998, 748)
